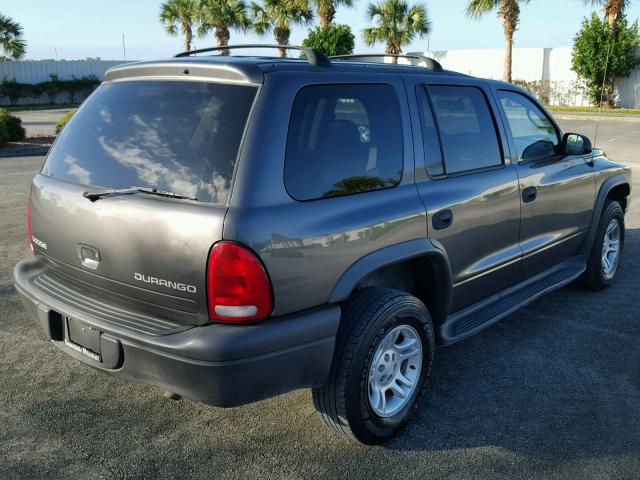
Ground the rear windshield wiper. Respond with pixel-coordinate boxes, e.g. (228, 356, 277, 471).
(83, 187, 198, 202)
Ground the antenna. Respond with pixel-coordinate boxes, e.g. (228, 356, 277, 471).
(594, 38, 613, 148)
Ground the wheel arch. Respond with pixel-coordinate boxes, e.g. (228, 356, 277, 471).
(606, 182, 631, 212)
(328, 239, 453, 325)
(582, 173, 631, 255)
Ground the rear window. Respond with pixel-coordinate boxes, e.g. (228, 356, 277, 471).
(429, 85, 503, 174)
(284, 84, 403, 201)
(42, 81, 257, 204)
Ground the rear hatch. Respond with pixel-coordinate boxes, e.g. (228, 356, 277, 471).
(30, 74, 258, 326)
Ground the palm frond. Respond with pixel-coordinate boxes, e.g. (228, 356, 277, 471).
(250, 0, 313, 34)
(362, 0, 430, 53)
(465, 0, 500, 19)
(0, 14, 26, 60)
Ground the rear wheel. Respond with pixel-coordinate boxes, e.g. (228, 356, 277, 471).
(580, 199, 625, 291)
(312, 287, 434, 444)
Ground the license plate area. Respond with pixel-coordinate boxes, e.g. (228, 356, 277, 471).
(64, 317, 101, 362)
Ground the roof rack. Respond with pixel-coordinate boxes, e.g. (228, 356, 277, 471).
(330, 54, 443, 72)
(174, 44, 331, 67)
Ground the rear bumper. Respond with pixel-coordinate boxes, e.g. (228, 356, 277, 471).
(13, 257, 340, 407)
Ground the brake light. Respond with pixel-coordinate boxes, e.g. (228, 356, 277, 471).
(27, 201, 34, 255)
(206, 241, 272, 322)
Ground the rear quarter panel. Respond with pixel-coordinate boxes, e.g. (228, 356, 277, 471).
(224, 71, 427, 316)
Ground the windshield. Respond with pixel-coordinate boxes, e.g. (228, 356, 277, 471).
(42, 80, 257, 204)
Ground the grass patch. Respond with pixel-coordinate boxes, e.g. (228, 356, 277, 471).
(548, 105, 640, 115)
(1, 104, 80, 112)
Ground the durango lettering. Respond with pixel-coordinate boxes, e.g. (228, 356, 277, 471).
(134, 273, 196, 293)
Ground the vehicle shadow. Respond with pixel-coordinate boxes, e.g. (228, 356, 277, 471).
(2, 231, 638, 478)
(386, 227, 640, 459)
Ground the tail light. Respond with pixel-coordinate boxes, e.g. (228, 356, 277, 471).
(27, 201, 34, 255)
(206, 241, 273, 322)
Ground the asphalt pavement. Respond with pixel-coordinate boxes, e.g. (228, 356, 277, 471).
(12, 108, 74, 137)
(0, 117, 638, 479)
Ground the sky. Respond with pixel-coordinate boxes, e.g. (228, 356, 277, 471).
(5, 0, 640, 61)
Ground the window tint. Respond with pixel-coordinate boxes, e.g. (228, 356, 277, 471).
(417, 86, 444, 177)
(499, 90, 559, 161)
(429, 85, 503, 174)
(285, 84, 403, 200)
(42, 81, 257, 204)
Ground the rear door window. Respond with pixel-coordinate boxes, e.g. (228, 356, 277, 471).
(42, 81, 257, 204)
(285, 84, 403, 201)
(428, 85, 503, 175)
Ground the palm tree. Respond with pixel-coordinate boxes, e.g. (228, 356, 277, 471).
(466, 0, 529, 83)
(198, 0, 251, 55)
(0, 14, 26, 60)
(584, 0, 630, 35)
(160, 0, 199, 52)
(251, 0, 314, 57)
(362, 0, 431, 63)
(312, 0, 354, 27)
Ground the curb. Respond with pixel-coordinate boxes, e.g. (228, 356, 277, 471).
(552, 113, 640, 123)
(0, 146, 50, 158)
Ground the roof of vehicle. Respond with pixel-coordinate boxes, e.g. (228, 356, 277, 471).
(104, 55, 471, 85)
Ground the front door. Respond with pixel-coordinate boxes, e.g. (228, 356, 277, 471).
(495, 89, 596, 280)
(411, 79, 522, 312)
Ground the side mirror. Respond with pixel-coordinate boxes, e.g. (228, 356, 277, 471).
(562, 133, 592, 156)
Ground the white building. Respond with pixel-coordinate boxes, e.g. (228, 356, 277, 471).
(412, 47, 640, 108)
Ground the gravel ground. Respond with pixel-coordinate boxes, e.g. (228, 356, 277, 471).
(0, 118, 638, 479)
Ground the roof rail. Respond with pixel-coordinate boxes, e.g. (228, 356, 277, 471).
(174, 44, 331, 67)
(330, 54, 443, 72)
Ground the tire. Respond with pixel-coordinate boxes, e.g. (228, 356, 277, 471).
(580, 199, 625, 291)
(312, 287, 435, 444)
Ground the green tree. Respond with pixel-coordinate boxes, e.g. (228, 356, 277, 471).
(0, 13, 26, 60)
(251, 0, 313, 57)
(362, 0, 431, 62)
(572, 12, 640, 107)
(55, 109, 77, 134)
(0, 108, 25, 141)
(0, 79, 33, 105)
(584, 0, 630, 35)
(39, 74, 64, 105)
(302, 24, 355, 55)
(312, 0, 354, 27)
(198, 0, 251, 55)
(160, 0, 200, 52)
(466, 0, 530, 83)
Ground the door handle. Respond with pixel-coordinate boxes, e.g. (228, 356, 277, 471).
(433, 209, 453, 230)
(522, 186, 538, 203)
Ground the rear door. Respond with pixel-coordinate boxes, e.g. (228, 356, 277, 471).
(494, 88, 596, 280)
(408, 76, 522, 312)
(31, 79, 258, 325)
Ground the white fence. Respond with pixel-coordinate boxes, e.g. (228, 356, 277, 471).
(2, 53, 639, 107)
(0, 60, 130, 106)
(0, 60, 127, 84)
(408, 47, 640, 108)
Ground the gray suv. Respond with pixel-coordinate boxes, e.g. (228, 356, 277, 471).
(14, 46, 631, 444)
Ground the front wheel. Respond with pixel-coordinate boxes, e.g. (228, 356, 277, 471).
(312, 287, 435, 444)
(580, 199, 625, 291)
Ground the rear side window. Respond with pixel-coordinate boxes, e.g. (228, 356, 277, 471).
(285, 84, 403, 201)
(498, 90, 559, 161)
(42, 81, 257, 204)
(429, 85, 503, 175)
(417, 86, 444, 177)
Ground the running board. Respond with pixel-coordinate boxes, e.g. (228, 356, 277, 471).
(438, 258, 586, 346)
